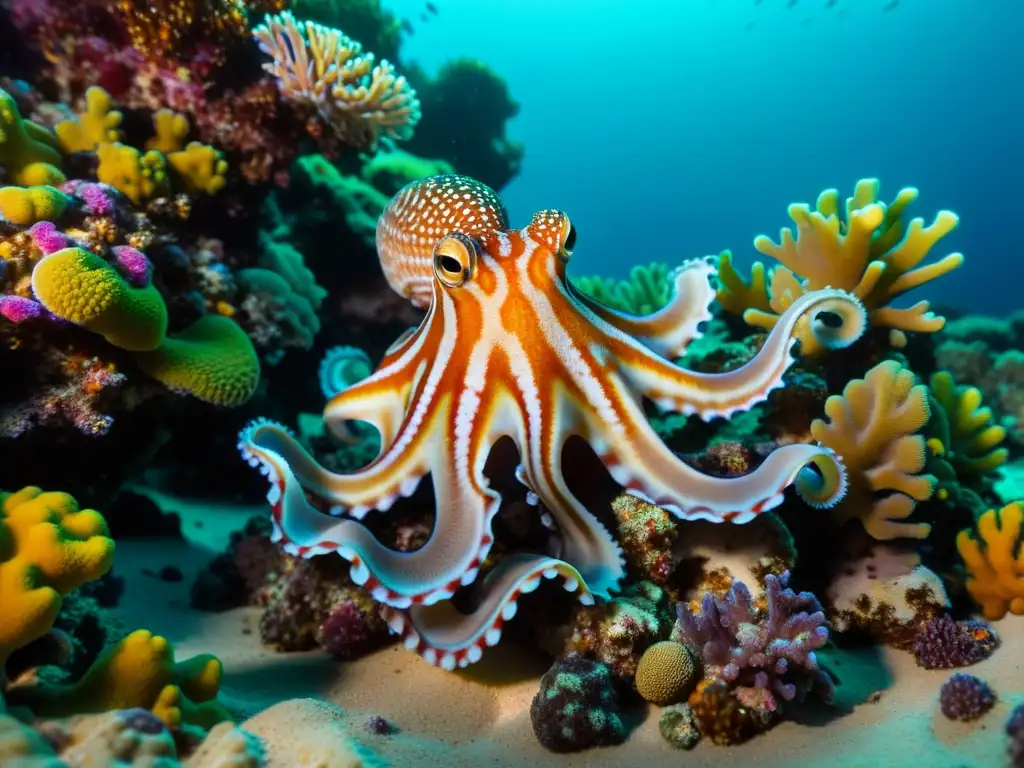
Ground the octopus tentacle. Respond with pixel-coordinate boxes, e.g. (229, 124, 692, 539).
(602, 288, 867, 420)
(593, 370, 848, 521)
(240, 410, 501, 609)
(520, 383, 625, 599)
(382, 554, 594, 670)
(570, 258, 716, 359)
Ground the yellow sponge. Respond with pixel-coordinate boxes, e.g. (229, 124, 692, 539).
(0, 486, 114, 667)
(31, 246, 168, 351)
(0, 89, 65, 187)
(146, 108, 190, 153)
(136, 315, 260, 407)
(0, 185, 71, 226)
(54, 86, 123, 153)
(167, 142, 228, 195)
(8, 629, 232, 730)
(96, 142, 169, 205)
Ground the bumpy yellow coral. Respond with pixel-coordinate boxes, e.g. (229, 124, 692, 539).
(96, 143, 170, 205)
(635, 641, 699, 705)
(136, 315, 260, 406)
(810, 360, 936, 540)
(31, 246, 168, 351)
(724, 180, 962, 355)
(54, 86, 123, 153)
(0, 486, 115, 667)
(146, 108, 190, 153)
(957, 502, 1024, 620)
(10, 629, 232, 729)
(167, 142, 228, 195)
(0, 90, 65, 187)
(0, 185, 70, 226)
(929, 371, 1008, 475)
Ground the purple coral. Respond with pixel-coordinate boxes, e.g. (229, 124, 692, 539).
(27, 221, 68, 254)
(319, 600, 378, 660)
(112, 245, 153, 287)
(1006, 703, 1024, 767)
(62, 180, 115, 216)
(676, 571, 833, 712)
(912, 615, 998, 669)
(939, 673, 996, 721)
(0, 295, 45, 323)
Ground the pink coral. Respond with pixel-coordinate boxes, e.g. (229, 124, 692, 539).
(112, 245, 153, 287)
(0, 295, 46, 323)
(27, 221, 69, 254)
(676, 572, 833, 712)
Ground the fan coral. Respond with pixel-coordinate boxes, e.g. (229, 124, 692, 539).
(938, 673, 996, 722)
(810, 360, 936, 540)
(254, 11, 421, 149)
(721, 179, 961, 354)
(957, 502, 1024, 620)
(635, 640, 699, 705)
(912, 615, 998, 669)
(529, 655, 626, 753)
(676, 571, 833, 713)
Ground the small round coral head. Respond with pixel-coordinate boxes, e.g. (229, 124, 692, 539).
(432, 232, 478, 288)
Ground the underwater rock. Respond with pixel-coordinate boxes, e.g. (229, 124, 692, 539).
(658, 702, 701, 749)
(530, 655, 626, 753)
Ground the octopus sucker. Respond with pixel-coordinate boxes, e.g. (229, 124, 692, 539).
(239, 173, 861, 668)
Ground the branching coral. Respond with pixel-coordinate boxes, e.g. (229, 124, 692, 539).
(676, 572, 833, 714)
(957, 502, 1024, 620)
(810, 360, 936, 540)
(720, 179, 962, 354)
(253, 10, 421, 149)
(928, 371, 1009, 475)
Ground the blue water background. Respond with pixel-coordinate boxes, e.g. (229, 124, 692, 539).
(385, 0, 1023, 315)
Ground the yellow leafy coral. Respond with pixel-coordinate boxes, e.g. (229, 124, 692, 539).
(54, 86, 123, 153)
(96, 143, 170, 205)
(928, 371, 1008, 475)
(721, 180, 962, 355)
(167, 142, 228, 195)
(809, 360, 936, 540)
(957, 502, 1024, 620)
(146, 108, 191, 152)
(253, 10, 421, 147)
(0, 486, 114, 668)
(31, 246, 168, 351)
(715, 250, 770, 315)
(135, 314, 260, 406)
(0, 90, 65, 187)
(12, 629, 232, 729)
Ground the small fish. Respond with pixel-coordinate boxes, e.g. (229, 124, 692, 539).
(426, 1, 438, 14)
(882, 0, 898, 10)
(400, 18, 415, 35)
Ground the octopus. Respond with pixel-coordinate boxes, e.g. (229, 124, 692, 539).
(239, 174, 866, 670)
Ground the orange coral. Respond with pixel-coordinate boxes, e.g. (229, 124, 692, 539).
(957, 502, 1024, 620)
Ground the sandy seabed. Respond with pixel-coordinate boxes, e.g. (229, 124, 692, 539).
(118, 476, 1024, 768)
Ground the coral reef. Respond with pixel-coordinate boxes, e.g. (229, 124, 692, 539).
(634, 640, 699, 705)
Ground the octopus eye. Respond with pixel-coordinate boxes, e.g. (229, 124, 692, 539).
(432, 233, 477, 288)
(559, 217, 576, 262)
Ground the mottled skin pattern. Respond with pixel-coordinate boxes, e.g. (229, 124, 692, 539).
(240, 175, 864, 670)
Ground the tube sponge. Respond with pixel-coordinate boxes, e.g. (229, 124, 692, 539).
(0, 486, 115, 667)
(135, 315, 260, 406)
(31, 246, 168, 351)
(0, 90, 65, 187)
